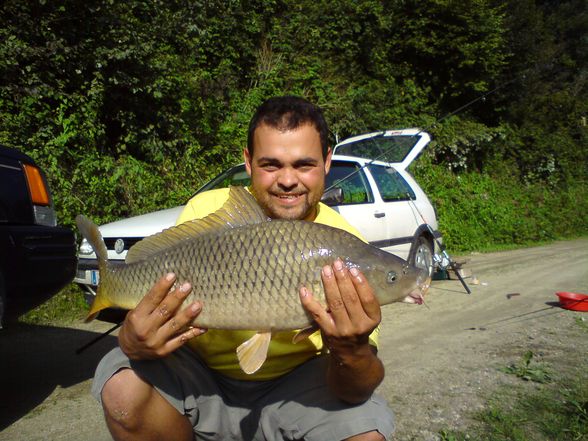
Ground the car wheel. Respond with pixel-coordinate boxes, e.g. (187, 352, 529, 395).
(411, 236, 434, 279)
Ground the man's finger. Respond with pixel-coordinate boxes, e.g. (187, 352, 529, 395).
(151, 281, 193, 327)
(134, 272, 177, 316)
(349, 267, 381, 321)
(323, 260, 355, 328)
(152, 326, 207, 358)
(165, 301, 202, 337)
(299, 286, 335, 331)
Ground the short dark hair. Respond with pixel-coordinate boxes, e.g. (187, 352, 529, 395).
(247, 96, 329, 159)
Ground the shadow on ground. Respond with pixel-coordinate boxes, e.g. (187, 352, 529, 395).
(0, 321, 117, 429)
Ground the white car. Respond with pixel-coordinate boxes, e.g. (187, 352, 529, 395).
(74, 129, 442, 308)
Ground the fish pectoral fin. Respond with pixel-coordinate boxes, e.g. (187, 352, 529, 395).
(236, 331, 272, 374)
(292, 324, 319, 344)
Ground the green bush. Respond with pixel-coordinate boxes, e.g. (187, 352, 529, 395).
(413, 156, 588, 252)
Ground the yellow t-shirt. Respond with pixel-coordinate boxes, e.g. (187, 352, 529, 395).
(176, 187, 379, 380)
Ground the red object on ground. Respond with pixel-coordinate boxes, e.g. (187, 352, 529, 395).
(556, 292, 588, 312)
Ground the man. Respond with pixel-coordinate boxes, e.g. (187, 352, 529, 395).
(92, 96, 394, 440)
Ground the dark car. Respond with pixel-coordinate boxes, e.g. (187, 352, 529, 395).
(0, 146, 77, 326)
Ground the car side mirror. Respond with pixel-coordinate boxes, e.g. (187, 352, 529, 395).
(321, 187, 344, 206)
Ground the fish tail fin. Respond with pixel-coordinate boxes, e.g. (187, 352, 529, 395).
(76, 215, 108, 266)
(75, 215, 113, 322)
(85, 294, 113, 322)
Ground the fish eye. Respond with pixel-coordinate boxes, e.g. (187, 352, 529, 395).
(386, 271, 397, 284)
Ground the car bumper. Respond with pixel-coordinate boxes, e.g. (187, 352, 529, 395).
(0, 225, 77, 291)
(75, 258, 125, 296)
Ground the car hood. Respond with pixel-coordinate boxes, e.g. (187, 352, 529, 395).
(97, 206, 185, 238)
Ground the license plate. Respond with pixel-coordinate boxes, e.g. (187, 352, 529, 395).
(91, 270, 100, 285)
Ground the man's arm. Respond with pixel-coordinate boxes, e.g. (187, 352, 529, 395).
(300, 259, 385, 404)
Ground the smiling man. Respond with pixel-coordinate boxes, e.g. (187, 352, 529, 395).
(91, 96, 395, 441)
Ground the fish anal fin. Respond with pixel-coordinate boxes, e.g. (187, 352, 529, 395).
(236, 331, 272, 374)
(292, 324, 319, 344)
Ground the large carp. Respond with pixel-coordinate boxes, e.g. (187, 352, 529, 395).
(76, 186, 429, 373)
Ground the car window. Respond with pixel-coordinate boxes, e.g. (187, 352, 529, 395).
(335, 135, 417, 163)
(196, 165, 250, 195)
(368, 164, 415, 201)
(326, 161, 373, 205)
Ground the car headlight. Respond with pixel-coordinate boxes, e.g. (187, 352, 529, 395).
(79, 239, 94, 255)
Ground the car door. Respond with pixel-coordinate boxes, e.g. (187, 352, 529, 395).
(364, 163, 420, 260)
(325, 159, 390, 247)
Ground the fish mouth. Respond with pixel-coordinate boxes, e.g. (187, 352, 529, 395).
(403, 270, 431, 305)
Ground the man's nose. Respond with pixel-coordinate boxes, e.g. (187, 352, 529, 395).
(276, 168, 298, 190)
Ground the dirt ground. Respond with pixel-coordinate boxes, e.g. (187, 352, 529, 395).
(1, 239, 587, 441)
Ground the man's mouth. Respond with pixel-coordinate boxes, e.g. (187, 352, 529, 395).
(277, 194, 300, 199)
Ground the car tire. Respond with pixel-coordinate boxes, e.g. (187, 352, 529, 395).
(411, 236, 434, 279)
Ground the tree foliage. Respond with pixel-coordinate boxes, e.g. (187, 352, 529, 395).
(1, 0, 586, 246)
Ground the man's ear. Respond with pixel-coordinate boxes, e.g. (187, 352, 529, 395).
(244, 148, 252, 176)
(324, 147, 333, 174)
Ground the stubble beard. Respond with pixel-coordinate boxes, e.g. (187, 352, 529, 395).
(251, 185, 323, 221)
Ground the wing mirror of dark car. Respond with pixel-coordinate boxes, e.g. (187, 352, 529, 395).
(321, 187, 344, 206)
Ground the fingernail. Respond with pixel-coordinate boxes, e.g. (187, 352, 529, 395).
(180, 282, 191, 292)
(322, 265, 333, 278)
(300, 286, 309, 297)
(190, 302, 201, 314)
(334, 259, 344, 272)
(350, 267, 362, 282)
(166, 272, 176, 281)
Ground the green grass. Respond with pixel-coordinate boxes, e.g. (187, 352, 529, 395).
(439, 321, 588, 441)
(18, 283, 88, 326)
(498, 350, 553, 384)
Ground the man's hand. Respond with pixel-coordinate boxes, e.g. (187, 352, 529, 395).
(118, 273, 206, 360)
(299, 259, 385, 403)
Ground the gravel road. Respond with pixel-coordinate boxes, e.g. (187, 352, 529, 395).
(1, 238, 587, 441)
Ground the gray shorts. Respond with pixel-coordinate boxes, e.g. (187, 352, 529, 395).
(92, 347, 395, 441)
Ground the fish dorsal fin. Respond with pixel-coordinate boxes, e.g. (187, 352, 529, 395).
(236, 331, 272, 374)
(126, 186, 268, 264)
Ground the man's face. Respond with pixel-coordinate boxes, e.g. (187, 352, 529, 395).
(244, 123, 332, 221)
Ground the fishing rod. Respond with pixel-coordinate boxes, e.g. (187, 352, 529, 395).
(324, 72, 523, 194)
(76, 321, 122, 354)
(407, 196, 471, 294)
(76, 69, 535, 352)
(321, 71, 531, 294)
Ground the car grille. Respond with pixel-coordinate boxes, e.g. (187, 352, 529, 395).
(103, 237, 144, 251)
